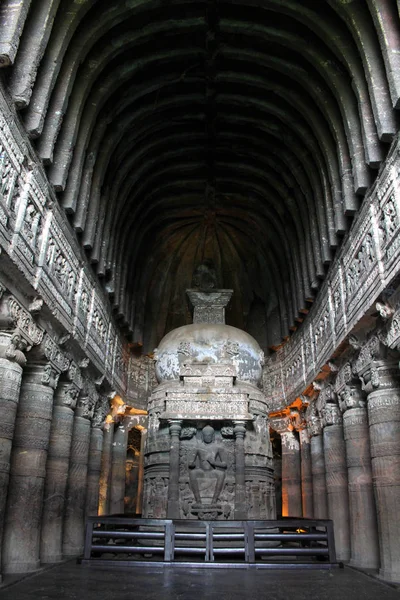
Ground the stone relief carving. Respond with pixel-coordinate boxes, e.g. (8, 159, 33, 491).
(188, 425, 227, 511)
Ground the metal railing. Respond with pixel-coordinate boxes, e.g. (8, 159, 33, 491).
(80, 517, 339, 569)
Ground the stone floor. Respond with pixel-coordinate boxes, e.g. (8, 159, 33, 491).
(0, 562, 399, 600)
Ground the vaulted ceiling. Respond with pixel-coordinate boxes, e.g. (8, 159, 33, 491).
(1, 0, 400, 352)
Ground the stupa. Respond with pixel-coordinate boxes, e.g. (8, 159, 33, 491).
(142, 266, 275, 520)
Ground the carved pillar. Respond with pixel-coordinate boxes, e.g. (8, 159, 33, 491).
(3, 332, 68, 573)
(62, 383, 95, 557)
(98, 421, 114, 515)
(271, 417, 301, 517)
(336, 363, 379, 569)
(299, 426, 314, 518)
(318, 385, 351, 562)
(356, 337, 400, 582)
(40, 377, 79, 564)
(86, 400, 109, 516)
(166, 419, 182, 519)
(233, 420, 247, 519)
(0, 332, 27, 577)
(110, 421, 129, 515)
(0, 294, 43, 576)
(136, 428, 147, 515)
(307, 404, 328, 519)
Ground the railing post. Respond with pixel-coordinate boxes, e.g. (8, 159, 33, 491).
(245, 522, 255, 563)
(83, 520, 94, 560)
(164, 521, 175, 562)
(326, 520, 337, 564)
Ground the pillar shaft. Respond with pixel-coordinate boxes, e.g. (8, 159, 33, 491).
(310, 434, 328, 519)
(40, 382, 77, 563)
(368, 384, 400, 582)
(299, 428, 314, 518)
(234, 421, 247, 519)
(281, 430, 302, 517)
(86, 426, 103, 516)
(323, 421, 351, 561)
(166, 420, 181, 519)
(62, 413, 91, 556)
(136, 429, 146, 515)
(3, 364, 56, 573)
(343, 407, 380, 569)
(0, 336, 25, 578)
(109, 423, 129, 515)
(98, 423, 114, 515)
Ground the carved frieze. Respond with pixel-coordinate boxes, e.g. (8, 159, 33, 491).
(3, 295, 44, 347)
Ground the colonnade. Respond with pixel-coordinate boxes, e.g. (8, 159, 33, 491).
(0, 290, 121, 579)
(270, 333, 400, 582)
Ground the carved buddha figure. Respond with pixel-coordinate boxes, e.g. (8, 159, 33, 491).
(188, 425, 227, 506)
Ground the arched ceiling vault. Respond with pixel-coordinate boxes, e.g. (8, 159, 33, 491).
(1, 0, 400, 352)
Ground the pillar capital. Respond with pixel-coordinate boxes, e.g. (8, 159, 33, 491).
(168, 419, 182, 437)
(54, 381, 79, 408)
(91, 395, 111, 429)
(269, 415, 292, 435)
(0, 293, 43, 349)
(28, 333, 70, 373)
(0, 332, 28, 366)
(233, 420, 247, 438)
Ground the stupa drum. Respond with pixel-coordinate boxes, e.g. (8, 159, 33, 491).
(142, 286, 275, 520)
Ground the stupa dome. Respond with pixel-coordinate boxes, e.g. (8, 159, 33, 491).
(154, 322, 264, 385)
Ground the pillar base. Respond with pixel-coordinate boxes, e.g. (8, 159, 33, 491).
(41, 554, 63, 564)
(63, 547, 83, 558)
(3, 560, 40, 574)
(350, 559, 379, 570)
(379, 569, 400, 584)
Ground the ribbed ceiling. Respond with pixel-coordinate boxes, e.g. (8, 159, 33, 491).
(2, 0, 400, 352)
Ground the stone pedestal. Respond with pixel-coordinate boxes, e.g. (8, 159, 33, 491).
(280, 430, 301, 517)
(343, 406, 380, 569)
(109, 423, 129, 515)
(166, 420, 182, 519)
(40, 382, 78, 563)
(367, 365, 400, 582)
(98, 422, 114, 515)
(3, 363, 57, 573)
(299, 428, 314, 518)
(310, 433, 328, 519)
(62, 404, 91, 557)
(86, 425, 103, 516)
(322, 407, 350, 562)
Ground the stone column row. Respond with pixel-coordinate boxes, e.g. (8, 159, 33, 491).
(0, 318, 114, 574)
(273, 334, 400, 582)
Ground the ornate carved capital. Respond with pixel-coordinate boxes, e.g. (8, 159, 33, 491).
(54, 382, 79, 408)
(67, 361, 83, 390)
(337, 383, 366, 413)
(91, 395, 111, 428)
(77, 378, 99, 419)
(305, 402, 322, 437)
(269, 415, 292, 435)
(41, 364, 60, 389)
(0, 294, 44, 348)
(354, 335, 385, 376)
(334, 362, 354, 394)
(320, 402, 342, 427)
(0, 332, 28, 366)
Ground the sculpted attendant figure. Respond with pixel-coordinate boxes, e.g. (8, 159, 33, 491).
(188, 425, 227, 505)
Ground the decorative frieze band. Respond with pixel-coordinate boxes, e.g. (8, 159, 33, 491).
(0, 84, 132, 399)
(264, 135, 400, 410)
